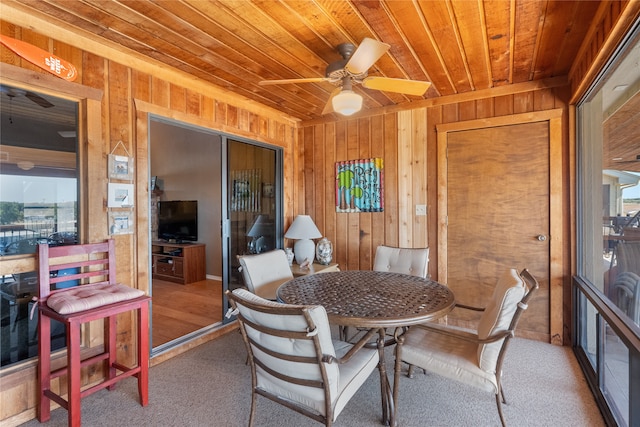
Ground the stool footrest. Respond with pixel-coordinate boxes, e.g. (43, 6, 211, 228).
(44, 365, 143, 407)
(50, 351, 111, 380)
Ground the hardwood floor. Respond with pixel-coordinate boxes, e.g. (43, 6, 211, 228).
(151, 278, 223, 347)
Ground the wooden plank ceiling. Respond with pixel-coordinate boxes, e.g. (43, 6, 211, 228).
(4, 0, 602, 122)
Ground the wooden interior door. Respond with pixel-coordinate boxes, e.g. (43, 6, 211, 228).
(441, 120, 552, 341)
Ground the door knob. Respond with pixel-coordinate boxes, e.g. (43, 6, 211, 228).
(537, 234, 547, 241)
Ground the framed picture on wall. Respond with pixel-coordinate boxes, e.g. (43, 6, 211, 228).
(108, 209, 134, 235)
(108, 183, 134, 207)
(109, 154, 134, 180)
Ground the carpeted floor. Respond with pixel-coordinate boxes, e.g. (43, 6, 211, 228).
(21, 329, 604, 427)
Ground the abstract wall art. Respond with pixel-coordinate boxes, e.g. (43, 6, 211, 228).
(335, 158, 384, 213)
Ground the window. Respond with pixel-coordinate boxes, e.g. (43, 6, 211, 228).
(575, 21, 640, 427)
(0, 85, 78, 367)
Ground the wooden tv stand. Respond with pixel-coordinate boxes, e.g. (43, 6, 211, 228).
(152, 241, 206, 284)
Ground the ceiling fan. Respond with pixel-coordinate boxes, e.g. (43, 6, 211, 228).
(259, 38, 431, 116)
(1, 85, 54, 108)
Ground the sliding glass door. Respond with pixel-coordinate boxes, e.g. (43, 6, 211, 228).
(574, 21, 640, 427)
(225, 139, 282, 297)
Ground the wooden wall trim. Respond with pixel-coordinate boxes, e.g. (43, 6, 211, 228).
(134, 99, 287, 147)
(0, 62, 102, 100)
(300, 76, 568, 127)
(436, 108, 565, 344)
(436, 109, 563, 132)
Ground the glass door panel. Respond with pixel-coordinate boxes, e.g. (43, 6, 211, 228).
(227, 139, 280, 292)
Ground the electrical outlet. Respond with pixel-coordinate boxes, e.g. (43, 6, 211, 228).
(415, 204, 427, 216)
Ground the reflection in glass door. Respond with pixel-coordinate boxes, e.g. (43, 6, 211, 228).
(226, 139, 281, 294)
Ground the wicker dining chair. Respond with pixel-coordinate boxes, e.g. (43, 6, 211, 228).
(226, 288, 380, 427)
(393, 268, 539, 427)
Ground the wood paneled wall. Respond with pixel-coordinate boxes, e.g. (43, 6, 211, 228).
(299, 84, 571, 280)
(0, 22, 296, 426)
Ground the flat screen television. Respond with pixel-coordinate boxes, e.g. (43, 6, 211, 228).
(158, 200, 198, 242)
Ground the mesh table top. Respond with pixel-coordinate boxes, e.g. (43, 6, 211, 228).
(277, 270, 455, 328)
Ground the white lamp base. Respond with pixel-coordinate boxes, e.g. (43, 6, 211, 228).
(293, 238, 316, 265)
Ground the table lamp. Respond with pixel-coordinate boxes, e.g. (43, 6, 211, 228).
(246, 214, 272, 254)
(284, 215, 322, 265)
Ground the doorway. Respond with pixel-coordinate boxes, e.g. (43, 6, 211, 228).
(149, 119, 282, 350)
(437, 110, 564, 343)
(149, 118, 223, 349)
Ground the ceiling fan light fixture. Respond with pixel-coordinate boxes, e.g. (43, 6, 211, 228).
(332, 90, 362, 116)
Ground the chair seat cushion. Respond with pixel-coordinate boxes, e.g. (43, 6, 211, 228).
(401, 326, 498, 393)
(47, 283, 145, 315)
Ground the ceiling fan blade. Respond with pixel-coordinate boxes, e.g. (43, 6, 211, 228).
(362, 77, 431, 96)
(345, 38, 390, 75)
(25, 91, 54, 108)
(259, 77, 328, 85)
(322, 87, 342, 115)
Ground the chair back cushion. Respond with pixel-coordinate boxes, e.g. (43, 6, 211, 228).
(372, 246, 429, 278)
(476, 268, 526, 372)
(231, 288, 338, 415)
(238, 250, 294, 299)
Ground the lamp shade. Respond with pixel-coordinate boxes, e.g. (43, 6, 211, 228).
(285, 215, 322, 265)
(246, 215, 271, 237)
(332, 90, 363, 116)
(284, 215, 322, 240)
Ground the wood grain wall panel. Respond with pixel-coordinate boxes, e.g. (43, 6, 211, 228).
(442, 103, 459, 123)
(332, 121, 347, 270)
(131, 70, 151, 103)
(370, 115, 387, 267)
(214, 100, 226, 125)
(302, 125, 315, 217)
(458, 100, 477, 121)
(383, 113, 399, 247)
(151, 77, 169, 108)
(312, 124, 325, 233)
(412, 108, 428, 249)
(534, 87, 556, 110)
(476, 98, 494, 118)
(323, 123, 337, 247)
(346, 120, 361, 270)
(426, 106, 441, 279)
(201, 96, 215, 123)
(514, 91, 534, 113)
(397, 110, 413, 248)
(169, 83, 186, 113)
(227, 105, 238, 128)
(186, 89, 201, 117)
(494, 94, 514, 116)
(357, 119, 372, 267)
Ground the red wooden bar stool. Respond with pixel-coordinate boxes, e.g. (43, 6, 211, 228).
(36, 240, 151, 426)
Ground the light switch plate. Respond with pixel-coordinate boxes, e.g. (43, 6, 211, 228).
(416, 204, 427, 216)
